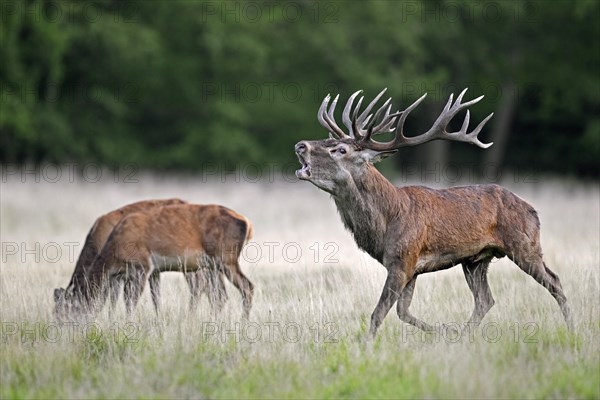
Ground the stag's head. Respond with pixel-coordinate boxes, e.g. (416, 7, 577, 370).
(295, 88, 494, 193)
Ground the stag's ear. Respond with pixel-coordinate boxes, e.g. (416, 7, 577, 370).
(361, 149, 398, 164)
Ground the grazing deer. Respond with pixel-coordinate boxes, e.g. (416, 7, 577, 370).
(54, 199, 227, 319)
(295, 88, 572, 337)
(70, 204, 254, 319)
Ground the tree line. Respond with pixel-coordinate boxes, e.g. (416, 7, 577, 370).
(1, 0, 598, 177)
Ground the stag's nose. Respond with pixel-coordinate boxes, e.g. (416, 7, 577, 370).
(295, 141, 308, 154)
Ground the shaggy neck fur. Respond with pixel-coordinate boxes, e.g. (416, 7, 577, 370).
(332, 164, 403, 263)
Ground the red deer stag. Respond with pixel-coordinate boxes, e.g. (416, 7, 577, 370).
(54, 199, 228, 319)
(295, 88, 572, 337)
(69, 204, 254, 319)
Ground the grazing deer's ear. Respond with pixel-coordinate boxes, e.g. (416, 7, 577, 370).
(54, 288, 65, 302)
(361, 148, 398, 164)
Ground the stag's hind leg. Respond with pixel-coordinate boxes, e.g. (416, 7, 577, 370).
(513, 255, 572, 329)
(462, 260, 495, 330)
(395, 276, 437, 332)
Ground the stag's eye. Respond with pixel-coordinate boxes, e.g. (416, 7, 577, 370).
(339, 148, 347, 154)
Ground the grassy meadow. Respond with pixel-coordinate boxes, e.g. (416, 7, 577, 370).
(1, 169, 599, 399)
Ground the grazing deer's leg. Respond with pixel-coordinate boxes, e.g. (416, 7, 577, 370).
(148, 270, 161, 314)
(513, 255, 572, 329)
(370, 269, 410, 337)
(207, 269, 228, 313)
(123, 265, 148, 316)
(462, 260, 495, 330)
(92, 274, 111, 315)
(222, 261, 253, 319)
(185, 271, 202, 312)
(396, 276, 437, 332)
(108, 275, 122, 313)
(216, 272, 228, 311)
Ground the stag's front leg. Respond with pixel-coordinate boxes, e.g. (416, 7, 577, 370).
(369, 268, 411, 337)
(395, 276, 437, 332)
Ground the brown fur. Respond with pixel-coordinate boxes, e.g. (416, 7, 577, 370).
(75, 204, 254, 318)
(54, 199, 228, 318)
(296, 134, 572, 337)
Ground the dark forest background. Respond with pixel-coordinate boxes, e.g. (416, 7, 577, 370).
(1, 0, 598, 177)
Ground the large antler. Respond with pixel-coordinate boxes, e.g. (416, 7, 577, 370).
(317, 88, 400, 140)
(317, 88, 494, 150)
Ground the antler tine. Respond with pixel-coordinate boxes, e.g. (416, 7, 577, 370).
(326, 94, 340, 129)
(319, 88, 492, 150)
(419, 89, 490, 147)
(327, 94, 351, 139)
(362, 114, 373, 129)
(356, 88, 387, 128)
(388, 93, 428, 145)
(450, 88, 484, 115)
(318, 94, 348, 139)
(362, 99, 393, 142)
(342, 90, 363, 135)
(441, 109, 494, 148)
(351, 96, 365, 139)
(455, 87, 468, 107)
(317, 94, 332, 130)
(467, 112, 494, 148)
(371, 103, 398, 135)
(370, 98, 391, 128)
(357, 94, 426, 149)
(373, 111, 400, 135)
(358, 89, 493, 151)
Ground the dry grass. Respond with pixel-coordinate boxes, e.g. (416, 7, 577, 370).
(1, 170, 599, 399)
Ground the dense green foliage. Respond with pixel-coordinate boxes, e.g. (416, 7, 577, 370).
(1, 0, 598, 176)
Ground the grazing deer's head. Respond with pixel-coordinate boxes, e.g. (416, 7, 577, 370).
(54, 288, 83, 321)
(295, 88, 493, 194)
(53, 287, 68, 316)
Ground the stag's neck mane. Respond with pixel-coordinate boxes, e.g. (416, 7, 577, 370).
(332, 164, 401, 262)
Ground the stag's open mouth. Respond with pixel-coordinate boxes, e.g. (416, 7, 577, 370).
(295, 154, 311, 179)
